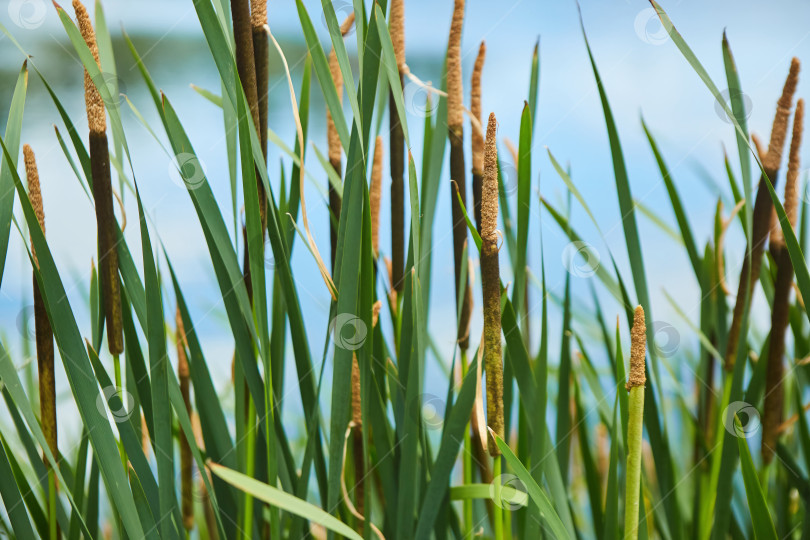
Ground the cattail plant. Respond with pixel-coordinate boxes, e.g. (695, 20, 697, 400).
(470, 41, 486, 234)
(725, 58, 799, 370)
(74, 0, 123, 357)
(447, 0, 472, 351)
(625, 305, 647, 540)
(177, 307, 194, 530)
(250, 0, 268, 161)
(481, 112, 504, 538)
(762, 98, 803, 464)
(390, 0, 406, 295)
(25, 144, 58, 535)
(326, 13, 356, 270)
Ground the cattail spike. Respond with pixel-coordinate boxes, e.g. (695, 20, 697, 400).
(626, 306, 647, 390)
(784, 98, 804, 227)
(447, 0, 465, 130)
(481, 113, 499, 239)
(25, 144, 57, 514)
(250, 0, 266, 28)
(764, 58, 800, 175)
(73, 0, 105, 134)
(481, 112, 503, 456)
(390, 0, 405, 72)
(471, 41, 486, 234)
(371, 136, 383, 257)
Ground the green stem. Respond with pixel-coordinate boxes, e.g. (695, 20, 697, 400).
(460, 349, 473, 535)
(624, 386, 645, 540)
(113, 354, 127, 469)
(493, 455, 503, 540)
(48, 471, 56, 540)
(243, 397, 256, 539)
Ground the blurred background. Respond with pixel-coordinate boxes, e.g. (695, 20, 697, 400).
(1, 0, 809, 450)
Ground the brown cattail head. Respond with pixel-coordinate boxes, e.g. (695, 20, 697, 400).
(23, 145, 45, 262)
(73, 0, 106, 134)
(250, 0, 267, 28)
(25, 144, 57, 472)
(481, 112, 503, 455)
(446, 0, 465, 130)
(784, 98, 804, 228)
(626, 306, 647, 390)
(176, 307, 190, 379)
(763, 58, 800, 175)
(481, 113, 499, 239)
(370, 136, 384, 257)
(326, 13, 355, 165)
(390, 0, 405, 72)
(471, 41, 486, 175)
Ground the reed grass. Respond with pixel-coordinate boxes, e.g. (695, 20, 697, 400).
(762, 98, 804, 464)
(4, 3, 810, 539)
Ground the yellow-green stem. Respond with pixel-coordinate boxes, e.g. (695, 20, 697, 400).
(493, 455, 503, 539)
(624, 385, 645, 540)
(113, 353, 127, 470)
(48, 472, 56, 540)
(461, 349, 473, 534)
(243, 397, 256, 539)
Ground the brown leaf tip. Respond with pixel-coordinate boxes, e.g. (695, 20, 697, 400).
(626, 305, 647, 390)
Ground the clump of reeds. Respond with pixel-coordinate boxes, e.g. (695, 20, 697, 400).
(25, 144, 58, 534)
(251, 0, 269, 161)
(73, 0, 123, 357)
(390, 0, 405, 295)
(326, 13, 356, 270)
(447, 0, 472, 350)
(176, 307, 194, 530)
(481, 113, 503, 452)
(724, 58, 800, 371)
(762, 98, 804, 464)
(470, 41, 486, 234)
(625, 305, 647, 540)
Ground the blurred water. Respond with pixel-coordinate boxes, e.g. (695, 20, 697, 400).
(1, 0, 809, 454)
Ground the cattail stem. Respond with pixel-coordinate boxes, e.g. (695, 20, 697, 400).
(460, 348, 473, 533)
(74, 0, 123, 357)
(482, 113, 503, 452)
(251, 0, 269, 163)
(231, 0, 266, 234)
(625, 306, 647, 540)
(725, 58, 799, 371)
(448, 0, 472, 351)
(493, 455, 503, 540)
(762, 98, 803, 464)
(177, 308, 194, 530)
(24, 144, 58, 538)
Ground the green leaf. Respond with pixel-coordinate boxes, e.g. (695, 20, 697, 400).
(736, 429, 778, 540)
(210, 463, 362, 540)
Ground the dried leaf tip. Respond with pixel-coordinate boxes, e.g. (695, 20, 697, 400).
(23, 145, 45, 233)
(446, 0, 465, 130)
(764, 58, 800, 173)
(371, 136, 384, 257)
(73, 0, 105, 134)
(481, 112, 499, 239)
(250, 0, 267, 28)
(626, 305, 646, 390)
(471, 41, 486, 174)
(390, 0, 405, 71)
